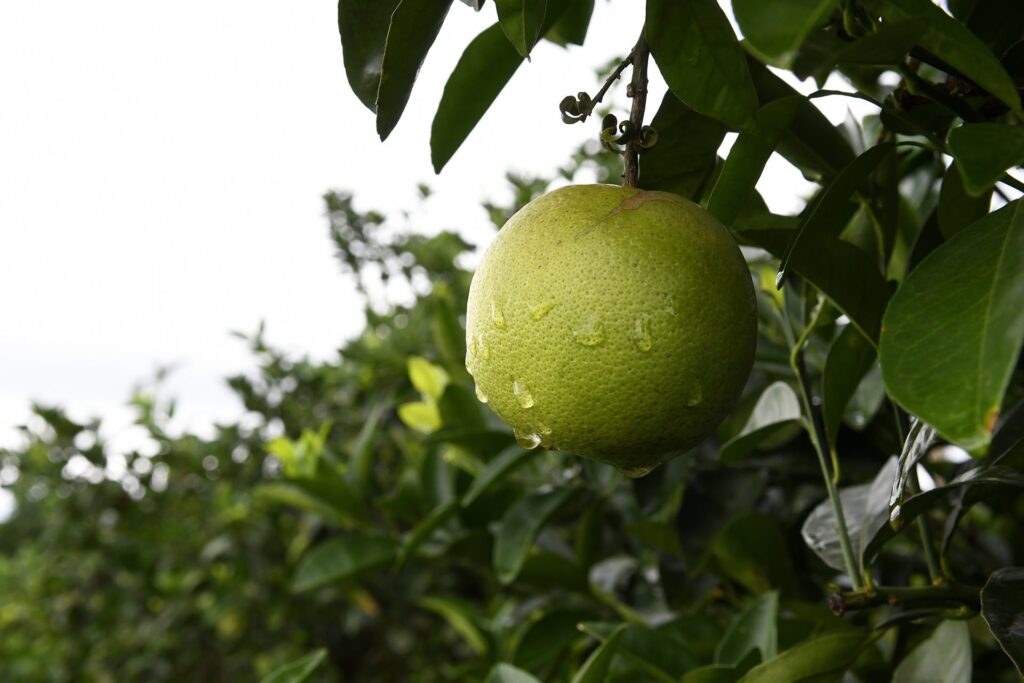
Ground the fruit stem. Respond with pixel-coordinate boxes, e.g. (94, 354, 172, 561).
(784, 295, 865, 590)
(623, 29, 650, 188)
(829, 582, 980, 616)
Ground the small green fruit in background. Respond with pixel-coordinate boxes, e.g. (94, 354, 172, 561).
(465, 184, 757, 475)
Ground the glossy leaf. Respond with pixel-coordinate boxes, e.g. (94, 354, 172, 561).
(431, 23, 524, 172)
(947, 123, 1024, 197)
(291, 534, 398, 592)
(715, 591, 779, 666)
(880, 200, 1024, 451)
(258, 649, 328, 683)
(719, 382, 803, 462)
(706, 98, 803, 227)
(375, 0, 453, 140)
(864, 462, 1024, 561)
(733, 0, 836, 66)
(494, 487, 576, 584)
(822, 324, 877, 447)
(778, 143, 895, 286)
(571, 624, 627, 683)
(640, 92, 727, 200)
(736, 630, 866, 682)
(495, 0, 547, 57)
(861, 0, 1022, 114)
(981, 567, 1024, 675)
(337, 0, 403, 111)
(892, 621, 971, 683)
(646, 0, 759, 130)
(485, 663, 542, 683)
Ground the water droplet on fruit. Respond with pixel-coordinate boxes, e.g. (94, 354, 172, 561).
(512, 379, 535, 408)
(537, 422, 553, 436)
(514, 429, 541, 450)
(530, 302, 557, 320)
(633, 315, 652, 352)
(477, 334, 491, 360)
(618, 464, 654, 478)
(468, 335, 478, 358)
(491, 301, 507, 329)
(572, 314, 605, 347)
(474, 384, 488, 404)
(686, 383, 703, 407)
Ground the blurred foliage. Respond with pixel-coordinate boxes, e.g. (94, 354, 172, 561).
(3, 0, 1024, 680)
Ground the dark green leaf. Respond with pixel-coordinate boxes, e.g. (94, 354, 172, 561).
(495, 0, 547, 57)
(822, 324, 877, 447)
(712, 514, 799, 595)
(394, 500, 459, 569)
(514, 609, 591, 669)
(706, 97, 803, 227)
(747, 59, 856, 180)
(736, 630, 866, 682)
(291, 534, 398, 592)
(719, 382, 803, 462)
(939, 159, 993, 239)
(544, 0, 594, 46)
(431, 23, 524, 172)
(375, 0, 453, 140)
(892, 621, 971, 683)
(640, 92, 727, 200)
(258, 649, 328, 683)
(350, 399, 388, 491)
(337, 0, 403, 111)
(255, 482, 354, 528)
(864, 464, 1024, 560)
(810, 17, 928, 78)
(778, 143, 895, 286)
(733, 0, 836, 66)
(742, 229, 893, 344)
(461, 445, 529, 507)
(571, 624, 627, 683)
(880, 200, 1024, 451)
(947, 123, 1024, 196)
(981, 567, 1024, 676)
(485, 663, 542, 683)
(494, 487, 576, 584)
(646, 0, 759, 130)
(681, 666, 744, 683)
(715, 591, 779, 666)
(861, 0, 1022, 113)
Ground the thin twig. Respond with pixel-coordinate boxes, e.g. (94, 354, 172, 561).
(830, 582, 980, 616)
(623, 30, 650, 188)
(589, 52, 636, 118)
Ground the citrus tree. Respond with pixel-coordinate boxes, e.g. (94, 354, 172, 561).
(2, 1, 1024, 682)
(322, 0, 1024, 680)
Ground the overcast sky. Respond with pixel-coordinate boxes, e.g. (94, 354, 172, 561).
(0, 0, 871, 471)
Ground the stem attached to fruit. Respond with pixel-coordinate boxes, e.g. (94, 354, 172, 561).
(623, 30, 650, 188)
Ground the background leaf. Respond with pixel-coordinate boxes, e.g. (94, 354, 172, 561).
(485, 663, 543, 683)
(715, 591, 779, 666)
(291, 535, 399, 592)
(258, 649, 328, 683)
(640, 92, 726, 199)
(495, 0, 548, 57)
(733, 0, 836, 66)
(822, 324, 877, 447)
(947, 123, 1024, 197)
(893, 621, 971, 683)
(494, 487, 576, 584)
(736, 630, 866, 682)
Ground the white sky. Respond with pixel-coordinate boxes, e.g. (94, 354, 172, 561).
(0, 0, 869, 469)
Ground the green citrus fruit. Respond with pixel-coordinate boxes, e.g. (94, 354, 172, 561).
(465, 184, 757, 475)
